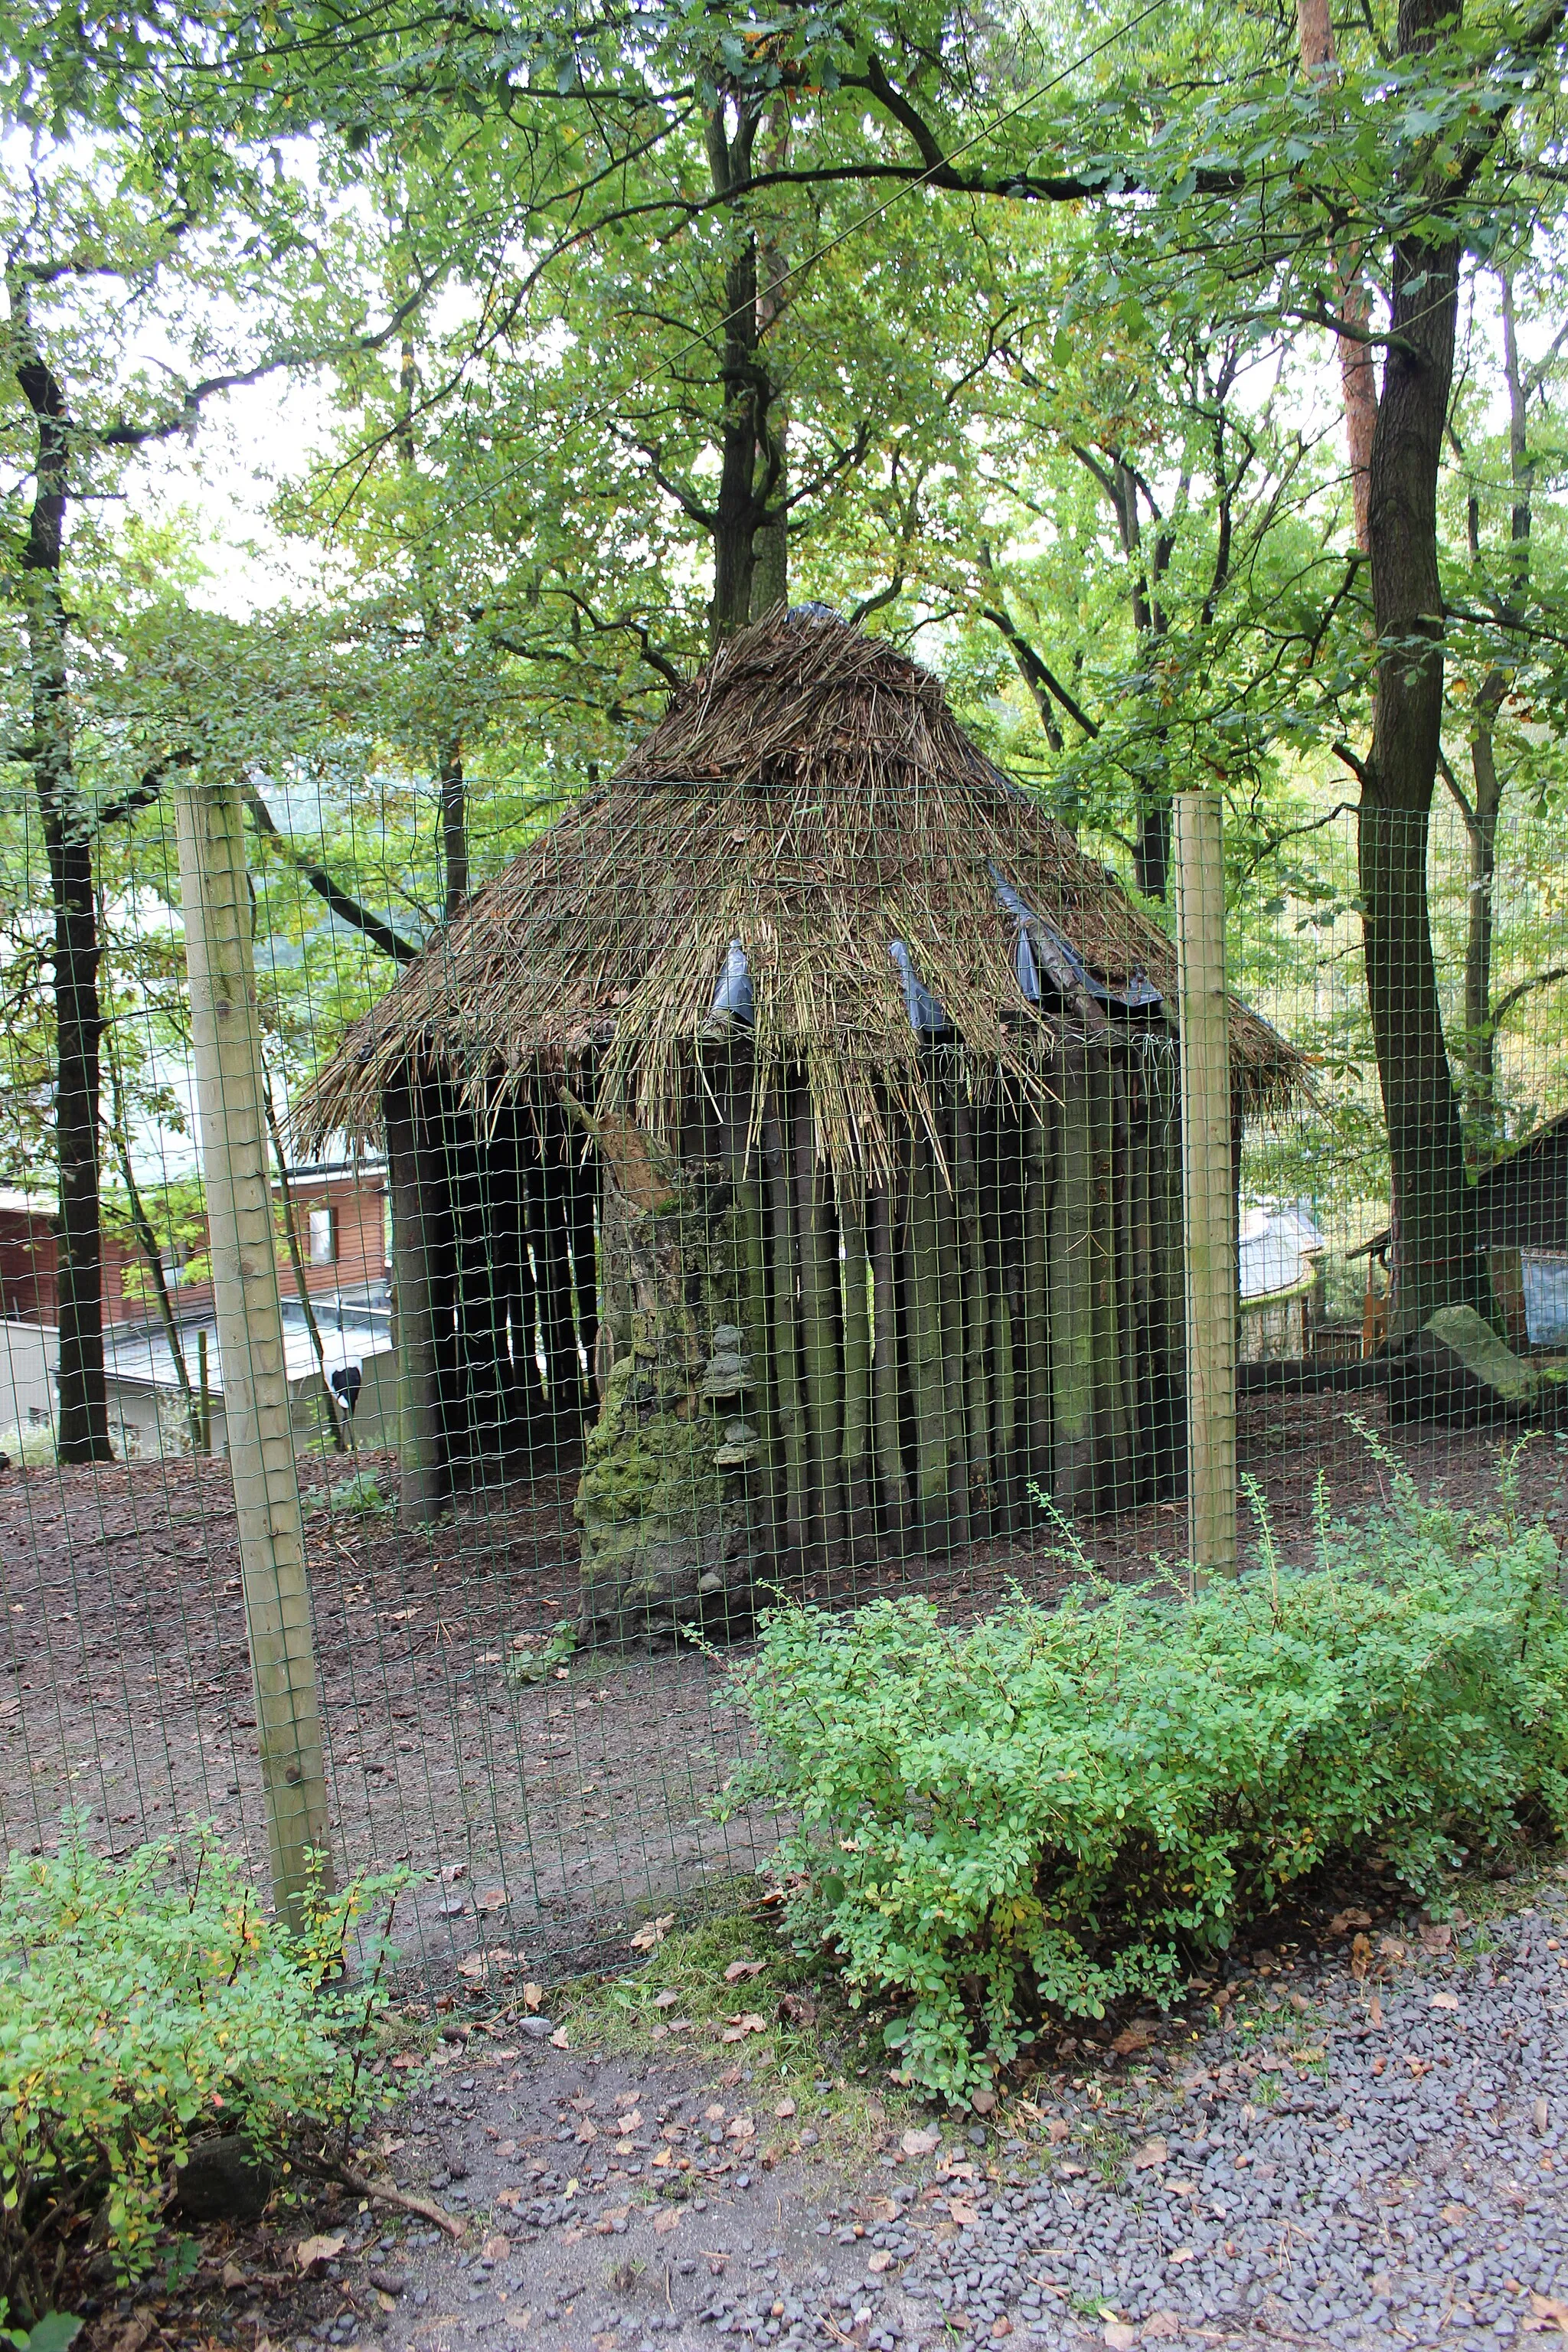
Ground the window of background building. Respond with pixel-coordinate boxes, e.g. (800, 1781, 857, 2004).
(308, 1207, 336, 1266)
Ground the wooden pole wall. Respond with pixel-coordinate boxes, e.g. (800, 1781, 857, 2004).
(175, 780, 332, 1922)
(411, 1039, 1188, 1570)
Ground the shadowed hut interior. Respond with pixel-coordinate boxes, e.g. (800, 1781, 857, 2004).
(300, 609, 1302, 1637)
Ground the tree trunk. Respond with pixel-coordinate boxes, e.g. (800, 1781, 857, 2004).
(1295, 0, 1379, 554)
(574, 1114, 759, 1640)
(15, 317, 113, 1461)
(439, 736, 468, 921)
(1359, 2, 1494, 1335)
(1462, 682, 1505, 1148)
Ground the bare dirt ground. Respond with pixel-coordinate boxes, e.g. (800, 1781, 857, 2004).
(2, 1398, 1564, 1978)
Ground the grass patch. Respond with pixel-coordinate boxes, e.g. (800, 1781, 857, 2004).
(547, 1882, 921, 2160)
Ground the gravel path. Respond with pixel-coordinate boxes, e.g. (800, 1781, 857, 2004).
(93, 1871, 1568, 2352)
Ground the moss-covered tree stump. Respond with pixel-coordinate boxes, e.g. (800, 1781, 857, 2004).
(575, 1122, 763, 1643)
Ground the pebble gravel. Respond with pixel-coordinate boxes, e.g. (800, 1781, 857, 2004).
(233, 1875, 1568, 2352)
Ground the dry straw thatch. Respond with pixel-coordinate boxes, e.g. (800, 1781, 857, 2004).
(299, 609, 1302, 1174)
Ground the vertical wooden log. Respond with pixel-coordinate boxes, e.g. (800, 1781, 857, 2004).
(1020, 1096, 1054, 1498)
(719, 1056, 782, 1560)
(567, 1131, 600, 1396)
(1147, 1040, 1186, 1494)
(792, 1086, 846, 1557)
(1127, 1058, 1157, 1500)
(952, 1096, 991, 1535)
(978, 1103, 1018, 1524)
(175, 779, 332, 1922)
(1089, 1057, 1132, 1507)
(762, 1096, 809, 1561)
(837, 1179, 876, 1544)
(386, 1077, 451, 1521)
(905, 1127, 956, 1544)
(539, 1100, 586, 1433)
(1174, 789, 1238, 1577)
(1048, 1052, 1098, 1517)
(868, 1165, 913, 1547)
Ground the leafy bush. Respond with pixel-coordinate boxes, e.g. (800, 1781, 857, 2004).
(723, 1476, 1568, 2102)
(326, 1471, 392, 1517)
(0, 1824, 409, 2323)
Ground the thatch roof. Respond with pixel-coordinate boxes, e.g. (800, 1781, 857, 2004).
(298, 609, 1302, 1173)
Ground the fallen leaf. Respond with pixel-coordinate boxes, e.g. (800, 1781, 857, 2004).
(482, 2235, 510, 2261)
(777, 1992, 817, 2027)
(1131, 2137, 1168, 2171)
(1350, 1932, 1372, 1981)
(441, 1862, 468, 1884)
(1142, 2318, 1182, 2341)
(1369, 1992, 1383, 2029)
(653, 1990, 678, 2008)
(576, 2119, 599, 2142)
(629, 1914, 676, 1953)
(1377, 1936, 1407, 1962)
(221, 2262, 247, 2290)
(1328, 1908, 1371, 1936)
(724, 1959, 766, 1981)
(1429, 1991, 1460, 2011)
(948, 2199, 980, 2225)
(652, 2210, 681, 2236)
(1102, 2324, 1137, 2351)
(720, 2012, 768, 2041)
(1419, 1921, 1452, 1953)
(1527, 2291, 1568, 2334)
(774, 2098, 797, 2120)
(902, 2128, 940, 2156)
(971, 2089, 997, 2115)
(522, 1983, 543, 2011)
(867, 2251, 893, 2274)
(295, 2235, 345, 2273)
(726, 2114, 756, 2141)
(1168, 2249, 1195, 2265)
(1439, 2203, 1468, 2226)
(476, 1889, 508, 1913)
(1046, 2118, 1070, 2146)
(1112, 2025, 1153, 2057)
(550, 2027, 570, 2048)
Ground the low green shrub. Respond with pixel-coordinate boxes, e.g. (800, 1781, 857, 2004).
(0, 1824, 409, 2324)
(722, 1474, 1568, 2102)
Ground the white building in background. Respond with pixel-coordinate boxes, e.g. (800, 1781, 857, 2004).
(1, 1296, 397, 1462)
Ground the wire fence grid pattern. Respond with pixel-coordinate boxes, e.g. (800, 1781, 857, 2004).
(2, 773, 1566, 1988)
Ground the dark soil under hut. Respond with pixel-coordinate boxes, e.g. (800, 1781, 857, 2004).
(2, 1396, 1563, 1978)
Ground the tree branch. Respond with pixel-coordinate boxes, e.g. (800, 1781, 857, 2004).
(243, 786, 420, 962)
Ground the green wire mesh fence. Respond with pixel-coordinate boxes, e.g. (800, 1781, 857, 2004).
(3, 612, 1567, 1990)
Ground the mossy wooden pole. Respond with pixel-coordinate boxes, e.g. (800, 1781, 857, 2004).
(1174, 789, 1238, 1578)
(175, 780, 332, 1922)
(867, 1165, 913, 1547)
(1048, 1054, 1098, 1517)
(836, 1180, 876, 1541)
(762, 1097, 808, 1560)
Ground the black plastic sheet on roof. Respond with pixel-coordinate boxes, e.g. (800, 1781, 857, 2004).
(704, 867, 1163, 1041)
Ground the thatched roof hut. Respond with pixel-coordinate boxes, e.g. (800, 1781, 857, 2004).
(302, 610, 1301, 1635)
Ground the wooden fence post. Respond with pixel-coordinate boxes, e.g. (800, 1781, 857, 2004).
(1174, 790, 1238, 1578)
(175, 780, 334, 1919)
